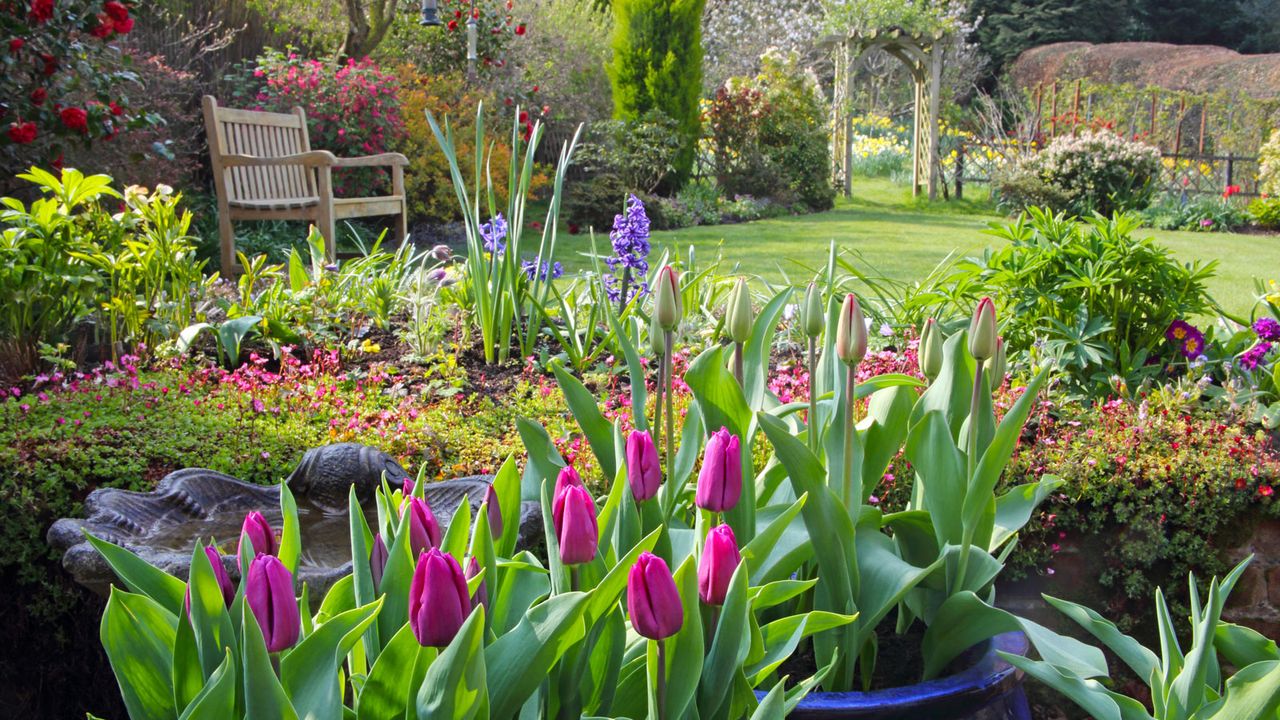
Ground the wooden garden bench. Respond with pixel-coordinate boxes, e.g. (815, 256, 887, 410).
(202, 95, 409, 272)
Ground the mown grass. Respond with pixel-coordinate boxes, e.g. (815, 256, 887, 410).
(553, 178, 1274, 317)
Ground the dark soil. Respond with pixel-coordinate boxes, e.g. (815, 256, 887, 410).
(774, 626, 954, 692)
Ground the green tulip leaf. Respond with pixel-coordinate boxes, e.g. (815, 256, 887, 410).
(486, 591, 590, 718)
(101, 588, 178, 720)
(746, 611, 857, 685)
(178, 649, 237, 720)
(87, 531, 187, 616)
(188, 541, 238, 680)
(173, 612, 204, 712)
(552, 361, 617, 479)
(349, 487, 381, 660)
(416, 608, 488, 720)
(282, 598, 383, 720)
(1044, 594, 1159, 682)
(990, 476, 1065, 552)
(1215, 623, 1280, 669)
(699, 563, 752, 718)
(241, 603, 298, 720)
(747, 579, 818, 612)
(375, 503, 414, 644)
(516, 417, 565, 501)
(742, 496, 809, 585)
(749, 683, 786, 720)
(743, 288, 792, 410)
(442, 495, 472, 560)
(492, 455, 522, 559)
(1196, 660, 1280, 720)
(356, 623, 433, 720)
(999, 654, 1152, 720)
(278, 483, 301, 575)
(586, 528, 661, 626)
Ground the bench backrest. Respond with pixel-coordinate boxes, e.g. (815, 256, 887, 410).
(202, 95, 317, 205)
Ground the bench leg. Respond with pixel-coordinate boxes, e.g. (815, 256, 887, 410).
(317, 169, 337, 262)
(218, 205, 236, 276)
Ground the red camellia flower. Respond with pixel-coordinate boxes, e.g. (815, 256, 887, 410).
(103, 1, 128, 21)
(29, 0, 54, 23)
(9, 38, 25, 53)
(30, 88, 47, 106)
(514, 23, 526, 35)
(447, 19, 457, 30)
(90, 17, 113, 38)
(6, 122, 38, 144)
(108, 101, 124, 116)
(60, 107, 88, 133)
(40, 53, 57, 75)
(112, 15, 133, 33)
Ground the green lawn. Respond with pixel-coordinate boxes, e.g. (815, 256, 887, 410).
(556, 178, 1273, 317)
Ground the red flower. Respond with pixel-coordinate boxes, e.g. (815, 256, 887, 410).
(514, 23, 526, 35)
(59, 107, 88, 132)
(90, 16, 114, 38)
(30, 88, 47, 106)
(29, 0, 54, 23)
(41, 53, 57, 75)
(108, 101, 124, 116)
(50, 153, 63, 170)
(6, 122, 38, 144)
(447, 19, 457, 30)
(518, 110, 529, 124)
(1261, 485, 1275, 497)
(1223, 184, 1242, 199)
(112, 15, 133, 33)
(103, 1, 129, 21)
(8, 38, 24, 53)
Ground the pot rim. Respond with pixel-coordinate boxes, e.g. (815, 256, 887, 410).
(779, 631, 1029, 716)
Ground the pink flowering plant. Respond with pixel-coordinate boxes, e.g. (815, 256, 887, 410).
(234, 49, 405, 195)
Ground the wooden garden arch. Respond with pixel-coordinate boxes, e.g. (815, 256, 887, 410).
(823, 28, 947, 200)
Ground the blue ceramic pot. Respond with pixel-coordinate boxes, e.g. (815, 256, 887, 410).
(775, 631, 1031, 720)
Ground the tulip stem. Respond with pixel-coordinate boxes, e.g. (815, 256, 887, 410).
(570, 565, 580, 593)
(843, 363, 857, 512)
(664, 330, 675, 486)
(732, 341, 744, 389)
(653, 346, 664, 476)
(656, 638, 668, 720)
(807, 335, 818, 454)
(957, 360, 986, 593)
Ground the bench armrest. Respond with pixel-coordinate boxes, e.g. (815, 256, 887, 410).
(332, 153, 410, 168)
(221, 151, 338, 168)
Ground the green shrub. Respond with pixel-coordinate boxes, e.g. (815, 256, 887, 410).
(1143, 192, 1252, 232)
(996, 131, 1161, 216)
(1260, 128, 1280, 197)
(705, 51, 835, 211)
(608, 0, 706, 187)
(1249, 196, 1280, 230)
(564, 110, 682, 230)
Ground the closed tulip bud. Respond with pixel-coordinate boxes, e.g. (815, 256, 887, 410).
(726, 278, 753, 344)
(553, 484, 598, 565)
(801, 282, 825, 338)
(986, 337, 1007, 389)
(655, 265, 681, 331)
(627, 552, 683, 640)
(186, 546, 235, 615)
(835, 293, 868, 366)
(484, 484, 503, 539)
(466, 556, 487, 611)
(968, 297, 997, 362)
(245, 554, 300, 653)
(407, 497, 442, 557)
(409, 548, 471, 648)
(554, 464, 583, 499)
(370, 533, 388, 591)
(695, 427, 742, 513)
(649, 312, 665, 356)
(238, 511, 276, 557)
(920, 318, 944, 380)
(402, 478, 415, 496)
(698, 524, 741, 606)
(626, 430, 661, 502)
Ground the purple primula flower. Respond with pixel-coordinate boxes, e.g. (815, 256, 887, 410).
(1240, 342, 1273, 370)
(479, 214, 508, 254)
(1180, 327, 1206, 359)
(1254, 317, 1280, 342)
(522, 259, 564, 281)
(1166, 319, 1196, 344)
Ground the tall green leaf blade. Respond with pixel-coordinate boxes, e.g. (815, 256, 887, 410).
(101, 588, 178, 720)
(281, 599, 383, 720)
(1000, 655, 1153, 720)
(416, 608, 488, 720)
(87, 532, 187, 615)
(486, 592, 590, 718)
(699, 563, 751, 718)
(177, 650, 237, 720)
(1196, 660, 1280, 720)
(241, 603, 298, 720)
(278, 483, 301, 575)
(1045, 595, 1159, 681)
(356, 623, 431, 720)
(552, 361, 617, 478)
(990, 477, 1065, 552)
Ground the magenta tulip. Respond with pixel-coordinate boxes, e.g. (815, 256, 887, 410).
(627, 551, 683, 640)
(185, 546, 235, 616)
(403, 478, 415, 496)
(370, 533, 388, 591)
(237, 511, 276, 557)
(466, 555, 487, 611)
(408, 548, 471, 647)
(695, 427, 742, 513)
(555, 464, 583, 498)
(553, 484, 598, 565)
(407, 496, 442, 556)
(245, 554, 300, 653)
(698, 525, 741, 606)
(484, 484, 503, 539)
(626, 429, 662, 502)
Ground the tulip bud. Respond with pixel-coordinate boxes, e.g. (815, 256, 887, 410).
(554, 464, 583, 499)
(649, 312, 665, 356)
(698, 524, 741, 606)
(403, 478, 415, 496)
(407, 497, 442, 557)
(968, 297, 997, 362)
(466, 555, 487, 611)
(695, 427, 742, 513)
(245, 554, 300, 653)
(627, 551, 683, 640)
(835, 293, 868, 366)
(409, 548, 471, 647)
(801, 282, 825, 339)
(626, 430, 662, 502)
(986, 337, 1007, 389)
(483, 484, 503, 539)
(920, 318, 944, 380)
(186, 546, 235, 615)
(553, 484, 598, 565)
(655, 265, 682, 331)
(370, 533, 388, 591)
(726, 278, 753, 344)
(238, 511, 276, 557)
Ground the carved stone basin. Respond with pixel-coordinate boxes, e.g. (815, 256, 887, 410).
(48, 443, 542, 598)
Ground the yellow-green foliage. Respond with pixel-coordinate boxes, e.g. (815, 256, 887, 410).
(1260, 128, 1280, 197)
